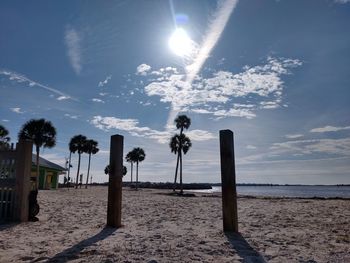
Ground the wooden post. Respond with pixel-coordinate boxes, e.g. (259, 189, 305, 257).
(14, 140, 32, 222)
(219, 130, 238, 232)
(107, 134, 123, 228)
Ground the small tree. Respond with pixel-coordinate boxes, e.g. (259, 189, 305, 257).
(18, 119, 56, 188)
(84, 139, 99, 188)
(0, 124, 10, 150)
(69, 135, 87, 189)
(170, 133, 192, 194)
(130, 147, 146, 190)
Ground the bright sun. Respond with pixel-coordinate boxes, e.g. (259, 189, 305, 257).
(168, 28, 193, 57)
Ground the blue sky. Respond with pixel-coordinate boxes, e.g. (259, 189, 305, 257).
(1, 0, 349, 184)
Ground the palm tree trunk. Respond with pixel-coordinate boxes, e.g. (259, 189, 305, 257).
(67, 151, 72, 188)
(136, 161, 139, 190)
(180, 150, 183, 194)
(131, 162, 133, 184)
(85, 153, 91, 189)
(36, 146, 40, 189)
(173, 153, 180, 191)
(75, 153, 81, 189)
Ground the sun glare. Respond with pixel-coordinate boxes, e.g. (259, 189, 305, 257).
(168, 28, 193, 57)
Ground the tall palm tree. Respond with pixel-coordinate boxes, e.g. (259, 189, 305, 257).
(18, 119, 56, 188)
(130, 147, 146, 190)
(69, 135, 87, 188)
(84, 139, 99, 188)
(0, 124, 10, 150)
(173, 115, 191, 191)
(125, 151, 134, 184)
(170, 133, 192, 194)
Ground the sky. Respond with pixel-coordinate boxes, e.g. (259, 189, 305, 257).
(1, 0, 349, 185)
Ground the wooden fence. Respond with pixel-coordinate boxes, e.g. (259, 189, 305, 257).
(0, 140, 32, 223)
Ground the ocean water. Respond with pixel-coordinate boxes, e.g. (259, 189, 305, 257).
(190, 185, 350, 198)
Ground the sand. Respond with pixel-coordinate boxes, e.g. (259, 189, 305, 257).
(0, 186, 349, 263)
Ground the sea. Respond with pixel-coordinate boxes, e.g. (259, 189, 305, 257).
(190, 185, 350, 198)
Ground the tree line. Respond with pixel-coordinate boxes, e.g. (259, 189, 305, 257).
(0, 114, 193, 195)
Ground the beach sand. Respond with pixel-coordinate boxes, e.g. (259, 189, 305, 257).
(0, 186, 349, 262)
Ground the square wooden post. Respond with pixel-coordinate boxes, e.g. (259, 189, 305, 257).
(14, 139, 32, 222)
(219, 130, 238, 232)
(107, 134, 123, 228)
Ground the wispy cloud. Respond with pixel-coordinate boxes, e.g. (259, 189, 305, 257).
(0, 69, 73, 100)
(270, 138, 350, 157)
(64, 113, 78, 119)
(142, 57, 301, 119)
(64, 26, 82, 75)
(90, 115, 215, 144)
(10, 107, 24, 114)
(98, 75, 112, 87)
(285, 134, 304, 139)
(334, 0, 350, 3)
(310, 125, 350, 133)
(167, 0, 240, 127)
(92, 98, 105, 103)
(246, 145, 257, 150)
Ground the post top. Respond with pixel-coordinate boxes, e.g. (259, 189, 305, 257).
(220, 129, 233, 135)
(111, 134, 124, 139)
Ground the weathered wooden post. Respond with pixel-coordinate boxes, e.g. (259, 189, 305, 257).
(107, 134, 123, 228)
(219, 130, 238, 232)
(14, 139, 32, 222)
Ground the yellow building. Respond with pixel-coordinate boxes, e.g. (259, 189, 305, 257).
(31, 155, 66, 190)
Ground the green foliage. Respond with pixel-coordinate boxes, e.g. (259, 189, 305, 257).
(18, 118, 56, 149)
(0, 124, 10, 149)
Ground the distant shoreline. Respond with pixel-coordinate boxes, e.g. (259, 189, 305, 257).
(59, 181, 350, 189)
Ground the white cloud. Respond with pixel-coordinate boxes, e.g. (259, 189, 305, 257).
(64, 113, 78, 119)
(285, 134, 304, 139)
(310, 125, 350, 133)
(334, 0, 350, 3)
(92, 98, 105, 103)
(90, 115, 215, 144)
(136, 64, 151, 76)
(0, 70, 73, 101)
(99, 92, 108, 96)
(10, 107, 24, 114)
(143, 57, 301, 119)
(98, 75, 112, 87)
(2, 119, 9, 122)
(270, 138, 350, 157)
(64, 26, 82, 75)
(246, 145, 257, 150)
(57, 96, 71, 101)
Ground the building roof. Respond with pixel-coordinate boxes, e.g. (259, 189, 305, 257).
(32, 154, 66, 171)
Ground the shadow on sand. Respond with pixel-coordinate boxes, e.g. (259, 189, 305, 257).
(225, 232, 267, 263)
(46, 227, 116, 263)
(0, 222, 18, 232)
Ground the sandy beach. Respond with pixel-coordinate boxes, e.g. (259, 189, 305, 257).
(0, 186, 349, 263)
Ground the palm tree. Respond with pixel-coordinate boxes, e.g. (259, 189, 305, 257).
(84, 139, 99, 188)
(69, 135, 87, 188)
(18, 119, 56, 187)
(104, 164, 127, 176)
(130, 147, 146, 190)
(173, 115, 191, 191)
(170, 133, 192, 194)
(125, 151, 134, 184)
(0, 124, 10, 150)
